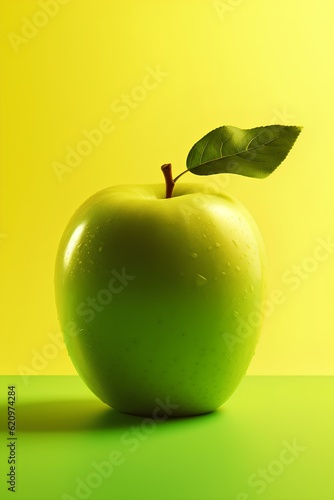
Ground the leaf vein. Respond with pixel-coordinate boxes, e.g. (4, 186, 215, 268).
(199, 135, 214, 164)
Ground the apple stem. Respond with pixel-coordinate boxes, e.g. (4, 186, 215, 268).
(161, 165, 190, 198)
(161, 164, 175, 198)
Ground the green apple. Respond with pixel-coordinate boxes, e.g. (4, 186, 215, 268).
(55, 179, 265, 416)
(55, 125, 301, 416)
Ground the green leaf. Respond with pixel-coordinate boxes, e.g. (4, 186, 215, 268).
(186, 125, 302, 178)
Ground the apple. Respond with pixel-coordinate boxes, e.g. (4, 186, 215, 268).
(55, 175, 265, 416)
(55, 125, 301, 416)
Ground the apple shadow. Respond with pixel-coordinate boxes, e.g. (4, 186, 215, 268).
(0, 399, 223, 433)
(1, 400, 141, 433)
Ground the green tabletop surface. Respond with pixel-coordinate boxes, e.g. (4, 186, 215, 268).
(0, 376, 333, 500)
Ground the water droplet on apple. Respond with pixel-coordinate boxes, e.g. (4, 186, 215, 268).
(250, 284, 254, 292)
(207, 245, 212, 250)
(232, 239, 238, 248)
(203, 233, 207, 238)
(220, 271, 226, 276)
(98, 246, 103, 252)
(227, 262, 231, 267)
(233, 311, 239, 317)
(195, 274, 207, 287)
(191, 252, 198, 258)
(215, 242, 220, 248)
(235, 266, 241, 272)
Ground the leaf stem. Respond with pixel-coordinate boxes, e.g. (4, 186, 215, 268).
(173, 169, 189, 183)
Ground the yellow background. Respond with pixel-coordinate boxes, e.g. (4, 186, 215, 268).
(0, 0, 333, 376)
